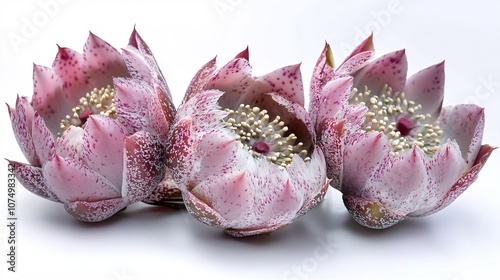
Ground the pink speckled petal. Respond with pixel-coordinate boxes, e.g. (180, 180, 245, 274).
(206, 58, 253, 108)
(8, 96, 39, 166)
(413, 144, 495, 217)
(403, 61, 445, 118)
(192, 171, 252, 223)
(353, 49, 408, 94)
(31, 64, 71, 133)
(31, 112, 55, 164)
(297, 179, 330, 217)
(310, 42, 335, 119)
(56, 126, 85, 161)
(183, 190, 228, 228)
(8, 160, 60, 202)
(114, 77, 169, 141)
(259, 64, 304, 106)
(166, 117, 194, 188)
(225, 223, 290, 237)
(195, 132, 238, 184)
(52, 46, 91, 106)
(337, 34, 375, 75)
(408, 141, 466, 217)
(314, 76, 353, 130)
(82, 115, 125, 188)
(142, 168, 182, 205)
(318, 119, 344, 187)
(234, 47, 249, 60)
(128, 27, 153, 56)
(64, 197, 129, 222)
(343, 195, 405, 229)
(438, 104, 485, 166)
(122, 131, 165, 203)
(342, 133, 391, 196)
(368, 146, 427, 215)
(120, 47, 151, 81)
(183, 57, 218, 104)
(83, 32, 128, 88)
(258, 180, 303, 225)
(43, 155, 120, 203)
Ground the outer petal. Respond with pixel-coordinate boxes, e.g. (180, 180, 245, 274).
(313, 76, 352, 131)
(336, 33, 375, 75)
(343, 195, 405, 229)
(43, 155, 120, 203)
(403, 61, 445, 118)
(353, 49, 408, 94)
(8, 96, 39, 166)
(8, 160, 60, 202)
(122, 131, 165, 203)
(142, 168, 182, 206)
(319, 119, 344, 187)
(183, 57, 218, 104)
(64, 197, 129, 222)
(408, 141, 467, 217)
(31, 112, 55, 164)
(310, 42, 335, 120)
(82, 32, 129, 88)
(413, 144, 495, 217)
(166, 117, 194, 188)
(183, 190, 229, 228)
(82, 115, 125, 188)
(438, 104, 484, 166)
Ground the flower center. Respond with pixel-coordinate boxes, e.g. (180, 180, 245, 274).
(224, 104, 310, 169)
(59, 85, 116, 135)
(350, 85, 443, 157)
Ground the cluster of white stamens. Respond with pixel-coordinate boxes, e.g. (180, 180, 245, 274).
(350, 85, 443, 157)
(224, 104, 310, 169)
(59, 85, 116, 135)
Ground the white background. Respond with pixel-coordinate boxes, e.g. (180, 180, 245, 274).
(1, 1, 499, 279)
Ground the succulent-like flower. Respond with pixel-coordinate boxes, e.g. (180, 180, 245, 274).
(7, 28, 176, 222)
(168, 49, 329, 237)
(310, 35, 495, 229)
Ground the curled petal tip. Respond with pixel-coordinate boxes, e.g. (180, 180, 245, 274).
(234, 47, 249, 61)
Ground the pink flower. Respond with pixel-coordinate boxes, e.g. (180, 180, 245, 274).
(167, 49, 329, 237)
(7, 28, 176, 222)
(310, 35, 495, 229)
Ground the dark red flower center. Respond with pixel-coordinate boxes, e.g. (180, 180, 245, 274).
(78, 110, 94, 126)
(395, 117, 415, 137)
(252, 141, 270, 154)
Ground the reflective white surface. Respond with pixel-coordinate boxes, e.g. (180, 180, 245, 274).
(1, 1, 499, 279)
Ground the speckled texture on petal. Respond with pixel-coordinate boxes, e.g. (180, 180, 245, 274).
(142, 167, 182, 206)
(31, 112, 55, 164)
(43, 155, 121, 203)
(8, 160, 60, 202)
(183, 57, 218, 104)
(343, 195, 405, 229)
(122, 131, 165, 203)
(56, 126, 85, 161)
(8, 96, 39, 166)
(337, 34, 374, 75)
(64, 197, 129, 222)
(353, 49, 408, 94)
(259, 64, 304, 106)
(313, 77, 352, 131)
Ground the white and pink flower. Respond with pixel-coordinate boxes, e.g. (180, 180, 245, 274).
(310, 35, 495, 229)
(7, 28, 177, 222)
(167, 49, 329, 237)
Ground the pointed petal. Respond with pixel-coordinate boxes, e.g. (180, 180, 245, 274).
(414, 144, 495, 217)
(318, 119, 344, 186)
(8, 160, 60, 202)
(83, 32, 129, 87)
(297, 179, 330, 217)
(337, 34, 375, 75)
(32, 112, 55, 164)
(403, 61, 445, 117)
(120, 47, 152, 81)
(114, 77, 169, 141)
(206, 58, 253, 108)
(122, 131, 165, 203)
(8, 96, 39, 166)
(258, 180, 303, 224)
(64, 197, 129, 222)
(408, 141, 467, 217)
(52, 46, 91, 106)
(43, 155, 121, 203)
(343, 195, 405, 229)
(234, 47, 249, 60)
(56, 126, 85, 161)
(310, 43, 335, 120)
(183, 57, 218, 104)
(314, 76, 353, 130)
(258, 64, 305, 106)
(166, 117, 194, 187)
(31, 64, 70, 133)
(82, 115, 125, 188)
(183, 190, 228, 228)
(192, 172, 252, 224)
(342, 133, 391, 196)
(367, 146, 428, 215)
(353, 49, 408, 94)
(340, 33, 374, 68)
(142, 167, 182, 205)
(128, 27, 154, 56)
(438, 104, 485, 166)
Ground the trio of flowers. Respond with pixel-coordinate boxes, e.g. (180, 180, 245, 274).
(7, 28, 494, 237)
